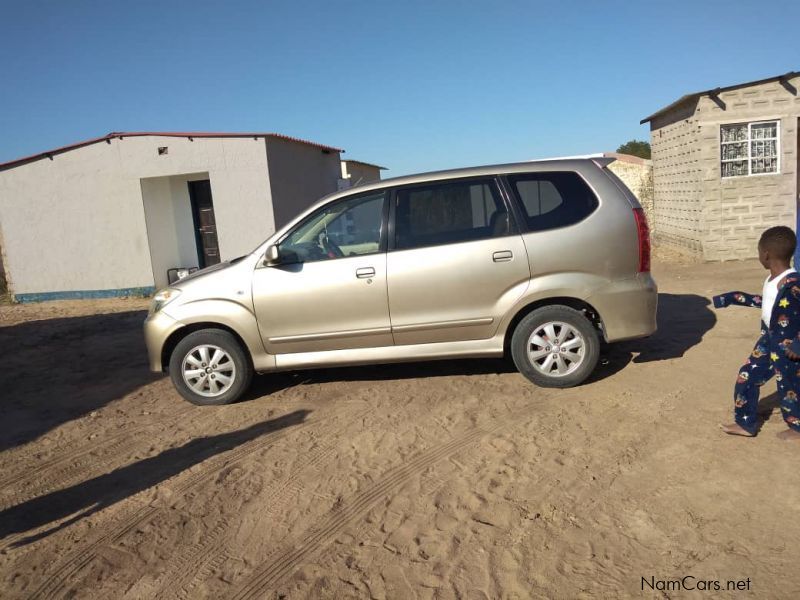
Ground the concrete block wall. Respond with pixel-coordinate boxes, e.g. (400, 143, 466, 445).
(649, 75, 800, 261)
(693, 81, 799, 261)
(649, 107, 703, 253)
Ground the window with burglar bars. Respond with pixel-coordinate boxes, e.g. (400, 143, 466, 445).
(720, 120, 780, 178)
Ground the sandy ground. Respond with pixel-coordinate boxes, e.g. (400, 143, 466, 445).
(1, 255, 798, 599)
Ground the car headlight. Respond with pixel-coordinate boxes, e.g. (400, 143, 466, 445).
(149, 288, 182, 315)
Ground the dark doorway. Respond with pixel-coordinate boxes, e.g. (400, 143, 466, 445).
(188, 180, 220, 268)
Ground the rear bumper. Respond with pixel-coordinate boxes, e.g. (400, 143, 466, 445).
(143, 310, 182, 372)
(588, 274, 658, 342)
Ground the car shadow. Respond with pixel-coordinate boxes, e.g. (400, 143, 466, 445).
(0, 409, 309, 546)
(589, 293, 716, 382)
(0, 310, 162, 453)
(0, 294, 715, 449)
(244, 357, 518, 397)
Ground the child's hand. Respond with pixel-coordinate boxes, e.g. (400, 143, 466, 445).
(712, 295, 729, 309)
(786, 348, 800, 361)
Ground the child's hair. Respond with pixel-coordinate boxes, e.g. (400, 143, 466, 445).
(759, 226, 797, 260)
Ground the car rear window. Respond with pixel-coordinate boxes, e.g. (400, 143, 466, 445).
(508, 172, 598, 232)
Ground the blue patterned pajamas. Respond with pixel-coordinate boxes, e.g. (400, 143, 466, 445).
(715, 284, 800, 434)
(734, 326, 800, 434)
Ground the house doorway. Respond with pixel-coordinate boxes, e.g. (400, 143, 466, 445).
(188, 180, 221, 267)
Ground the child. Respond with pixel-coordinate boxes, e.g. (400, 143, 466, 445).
(713, 225, 800, 440)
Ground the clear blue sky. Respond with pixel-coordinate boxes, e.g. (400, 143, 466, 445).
(1, 0, 798, 176)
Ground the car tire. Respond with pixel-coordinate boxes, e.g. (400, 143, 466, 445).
(511, 306, 600, 388)
(169, 329, 253, 405)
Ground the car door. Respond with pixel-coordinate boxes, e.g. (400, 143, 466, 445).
(252, 190, 392, 355)
(386, 177, 530, 345)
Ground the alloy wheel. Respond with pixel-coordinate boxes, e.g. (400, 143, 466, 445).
(526, 321, 586, 377)
(181, 344, 237, 397)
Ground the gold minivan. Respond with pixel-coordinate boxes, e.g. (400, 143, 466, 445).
(144, 158, 657, 405)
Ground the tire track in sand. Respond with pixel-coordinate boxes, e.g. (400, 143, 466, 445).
(158, 440, 343, 600)
(0, 406, 203, 511)
(228, 405, 535, 600)
(24, 399, 369, 600)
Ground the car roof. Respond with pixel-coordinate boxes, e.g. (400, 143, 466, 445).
(350, 158, 611, 190)
(263, 157, 616, 251)
(341, 157, 610, 195)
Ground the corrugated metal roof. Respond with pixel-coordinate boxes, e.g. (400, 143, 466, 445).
(0, 131, 344, 171)
(640, 71, 799, 124)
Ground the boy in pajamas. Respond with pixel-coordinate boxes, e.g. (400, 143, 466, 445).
(713, 226, 800, 440)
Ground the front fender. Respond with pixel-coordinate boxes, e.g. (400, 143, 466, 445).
(164, 298, 276, 371)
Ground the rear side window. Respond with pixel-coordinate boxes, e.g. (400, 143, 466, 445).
(394, 180, 510, 250)
(508, 172, 598, 232)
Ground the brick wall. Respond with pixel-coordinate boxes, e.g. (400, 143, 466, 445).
(649, 75, 800, 261)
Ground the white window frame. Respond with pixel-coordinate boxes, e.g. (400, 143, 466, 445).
(720, 119, 780, 179)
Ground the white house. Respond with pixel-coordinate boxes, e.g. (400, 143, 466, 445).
(339, 159, 386, 189)
(0, 131, 353, 302)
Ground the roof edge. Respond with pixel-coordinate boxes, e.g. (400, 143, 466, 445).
(0, 131, 344, 171)
(640, 71, 800, 124)
(343, 159, 388, 170)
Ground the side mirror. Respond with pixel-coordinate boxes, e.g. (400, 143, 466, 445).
(265, 244, 281, 265)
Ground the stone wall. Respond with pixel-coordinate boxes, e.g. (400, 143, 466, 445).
(606, 153, 654, 224)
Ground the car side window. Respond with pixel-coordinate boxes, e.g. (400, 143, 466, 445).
(508, 172, 599, 232)
(280, 191, 385, 263)
(394, 180, 509, 250)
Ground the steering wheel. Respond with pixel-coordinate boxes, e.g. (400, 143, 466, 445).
(319, 233, 344, 259)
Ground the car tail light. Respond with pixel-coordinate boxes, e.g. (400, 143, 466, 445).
(633, 207, 650, 273)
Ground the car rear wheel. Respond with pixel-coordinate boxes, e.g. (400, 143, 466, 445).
(511, 306, 600, 388)
(169, 329, 253, 405)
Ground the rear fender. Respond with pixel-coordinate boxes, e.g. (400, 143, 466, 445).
(498, 272, 610, 335)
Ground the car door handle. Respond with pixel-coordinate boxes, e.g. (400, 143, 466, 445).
(493, 250, 513, 262)
(356, 267, 376, 279)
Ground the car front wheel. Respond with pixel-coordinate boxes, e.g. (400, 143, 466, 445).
(169, 329, 253, 405)
(511, 306, 600, 388)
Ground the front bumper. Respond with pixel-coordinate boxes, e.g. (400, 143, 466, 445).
(588, 274, 658, 343)
(143, 310, 182, 372)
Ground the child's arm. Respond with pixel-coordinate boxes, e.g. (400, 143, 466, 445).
(712, 291, 762, 309)
(776, 280, 800, 357)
